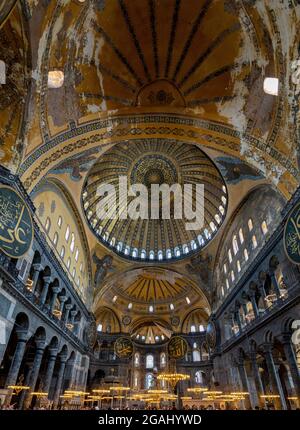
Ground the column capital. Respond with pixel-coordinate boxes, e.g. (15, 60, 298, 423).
(51, 286, 61, 294)
(15, 329, 28, 342)
(43, 276, 52, 285)
(65, 303, 73, 310)
(262, 342, 274, 353)
(32, 263, 43, 272)
(59, 295, 67, 303)
(277, 333, 292, 345)
(70, 309, 77, 317)
(59, 353, 68, 364)
(48, 347, 58, 358)
(35, 339, 46, 351)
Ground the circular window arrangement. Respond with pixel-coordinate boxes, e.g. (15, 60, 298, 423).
(82, 139, 227, 262)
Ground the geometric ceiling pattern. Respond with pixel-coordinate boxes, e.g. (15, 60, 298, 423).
(82, 139, 227, 261)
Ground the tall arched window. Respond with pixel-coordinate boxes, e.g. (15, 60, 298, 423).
(75, 248, 79, 262)
(232, 235, 239, 255)
(195, 370, 204, 384)
(97, 323, 103, 332)
(244, 248, 249, 261)
(141, 249, 146, 259)
(53, 232, 58, 246)
(146, 354, 154, 369)
(252, 235, 257, 249)
(190, 325, 196, 333)
(231, 270, 235, 282)
(146, 373, 154, 389)
(134, 352, 140, 367)
(158, 250, 163, 260)
(228, 249, 232, 263)
(67, 257, 71, 269)
(160, 353, 166, 368)
(65, 225, 70, 241)
(199, 324, 205, 332)
(237, 260, 241, 272)
(70, 233, 75, 252)
(261, 220, 268, 235)
(149, 250, 154, 260)
(45, 217, 51, 233)
(193, 349, 201, 362)
(60, 246, 65, 259)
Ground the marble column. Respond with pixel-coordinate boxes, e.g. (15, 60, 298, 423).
(270, 272, 281, 299)
(237, 358, 251, 409)
(23, 340, 46, 409)
(50, 287, 61, 314)
(249, 291, 259, 318)
(249, 352, 265, 408)
(62, 304, 72, 324)
(58, 296, 67, 319)
(262, 343, 287, 410)
(18, 363, 33, 409)
(42, 348, 58, 395)
(235, 311, 242, 333)
(258, 282, 267, 310)
(4, 330, 28, 406)
(69, 310, 77, 328)
(52, 354, 68, 408)
(280, 334, 300, 398)
(39, 276, 52, 305)
(31, 263, 43, 294)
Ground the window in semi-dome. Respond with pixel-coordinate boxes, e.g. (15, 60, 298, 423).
(45, 217, 51, 233)
(191, 325, 196, 333)
(252, 235, 258, 249)
(237, 260, 241, 272)
(233, 235, 239, 255)
(57, 216, 62, 228)
(75, 248, 79, 262)
(70, 233, 75, 252)
(244, 248, 249, 261)
(60, 246, 65, 259)
(53, 232, 58, 246)
(228, 249, 232, 263)
(231, 270, 235, 282)
(248, 218, 253, 231)
(65, 225, 70, 241)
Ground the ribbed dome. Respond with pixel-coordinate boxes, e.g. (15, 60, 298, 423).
(82, 139, 227, 261)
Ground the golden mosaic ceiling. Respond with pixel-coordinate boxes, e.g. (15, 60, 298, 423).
(82, 139, 227, 261)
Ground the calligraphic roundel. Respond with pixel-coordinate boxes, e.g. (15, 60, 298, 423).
(114, 337, 133, 359)
(0, 185, 33, 258)
(167, 336, 188, 360)
(284, 202, 300, 265)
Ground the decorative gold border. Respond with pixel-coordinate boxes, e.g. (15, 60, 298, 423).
(0, 185, 34, 259)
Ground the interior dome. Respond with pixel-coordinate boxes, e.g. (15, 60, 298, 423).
(82, 139, 227, 261)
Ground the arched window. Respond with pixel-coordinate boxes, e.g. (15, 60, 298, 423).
(160, 352, 166, 368)
(209, 222, 216, 232)
(70, 233, 75, 252)
(175, 247, 181, 257)
(219, 205, 225, 215)
(191, 240, 197, 250)
(45, 217, 51, 233)
(75, 248, 79, 262)
(53, 232, 58, 246)
(60, 246, 65, 259)
(232, 235, 239, 255)
(57, 216, 62, 228)
(190, 325, 196, 333)
(145, 373, 154, 389)
(166, 249, 172, 259)
(252, 235, 257, 249)
(228, 249, 232, 263)
(223, 263, 227, 274)
(149, 250, 154, 260)
(183, 244, 189, 254)
(221, 196, 227, 205)
(239, 228, 244, 244)
(128, 302, 132, 310)
(146, 354, 154, 369)
(124, 245, 130, 255)
(197, 235, 205, 246)
(72, 267, 76, 278)
(195, 371, 204, 384)
(186, 296, 191, 304)
(244, 248, 249, 261)
(248, 218, 253, 231)
(237, 260, 241, 272)
(204, 229, 211, 239)
(226, 279, 229, 290)
(132, 248, 138, 258)
(97, 323, 102, 332)
(134, 353, 140, 367)
(261, 220, 268, 235)
(193, 349, 201, 362)
(0, 60, 6, 84)
(158, 250, 163, 260)
(221, 286, 225, 297)
(149, 305, 154, 313)
(67, 257, 71, 269)
(65, 225, 70, 242)
(215, 214, 221, 224)
(141, 249, 146, 259)
(199, 324, 205, 332)
(169, 303, 174, 311)
(117, 242, 123, 252)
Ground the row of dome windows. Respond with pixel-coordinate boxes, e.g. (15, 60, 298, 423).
(126, 296, 191, 312)
(220, 219, 268, 298)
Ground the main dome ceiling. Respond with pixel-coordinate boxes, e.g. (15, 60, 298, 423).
(82, 139, 227, 261)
